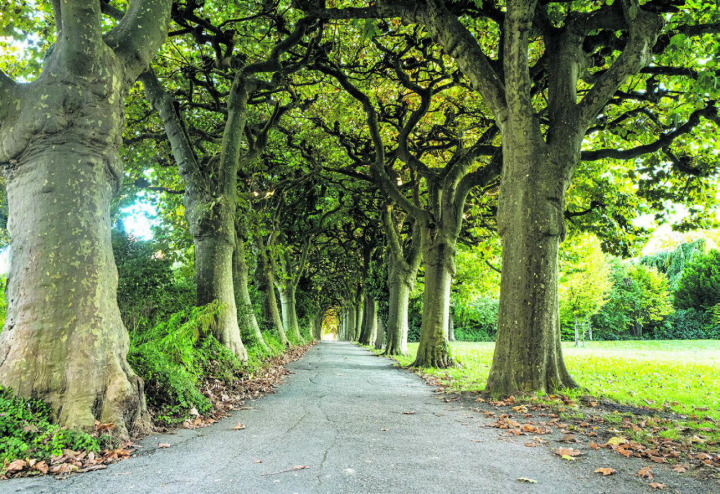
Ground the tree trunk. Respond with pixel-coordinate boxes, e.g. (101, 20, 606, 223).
(355, 297, 364, 343)
(413, 227, 454, 368)
(486, 141, 577, 395)
(384, 276, 412, 355)
(374, 313, 385, 350)
(254, 237, 288, 345)
(0, 143, 149, 436)
(233, 235, 267, 352)
(195, 234, 247, 360)
(448, 310, 456, 342)
(589, 325, 593, 341)
(279, 285, 303, 343)
(346, 305, 358, 341)
(312, 313, 322, 340)
(358, 295, 377, 345)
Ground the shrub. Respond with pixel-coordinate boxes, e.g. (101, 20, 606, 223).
(454, 297, 499, 337)
(454, 327, 492, 342)
(652, 308, 710, 339)
(0, 387, 101, 465)
(128, 302, 244, 424)
(674, 250, 720, 310)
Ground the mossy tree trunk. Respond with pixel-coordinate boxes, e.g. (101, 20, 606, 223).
(253, 234, 288, 345)
(358, 295, 377, 345)
(233, 227, 267, 352)
(374, 313, 385, 350)
(0, 0, 171, 436)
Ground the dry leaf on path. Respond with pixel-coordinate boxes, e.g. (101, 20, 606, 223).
(158, 443, 170, 449)
(589, 441, 600, 450)
(594, 468, 616, 476)
(649, 482, 665, 490)
(555, 447, 582, 457)
(402, 411, 416, 415)
(637, 466, 653, 479)
(233, 422, 246, 430)
(517, 478, 538, 483)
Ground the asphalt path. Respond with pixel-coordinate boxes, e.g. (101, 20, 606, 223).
(2, 342, 712, 493)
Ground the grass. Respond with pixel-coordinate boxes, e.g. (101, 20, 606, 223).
(373, 340, 720, 451)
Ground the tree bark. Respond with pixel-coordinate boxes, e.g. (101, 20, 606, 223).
(346, 304, 358, 341)
(195, 234, 246, 360)
(279, 285, 303, 343)
(234, 233, 267, 352)
(448, 309, 456, 342)
(374, 312, 385, 350)
(486, 140, 577, 395)
(358, 295, 377, 345)
(574, 314, 580, 348)
(254, 236, 288, 345)
(413, 226, 455, 368)
(384, 272, 413, 355)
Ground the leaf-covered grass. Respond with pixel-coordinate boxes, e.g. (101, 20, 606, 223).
(374, 340, 720, 450)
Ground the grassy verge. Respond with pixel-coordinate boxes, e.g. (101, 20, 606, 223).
(370, 340, 720, 453)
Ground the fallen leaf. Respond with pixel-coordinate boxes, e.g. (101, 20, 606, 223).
(649, 456, 665, 464)
(233, 422, 246, 430)
(649, 482, 665, 490)
(672, 464, 688, 473)
(5, 460, 27, 473)
(255, 460, 262, 464)
(34, 461, 49, 474)
(637, 466, 653, 479)
(380, 428, 389, 431)
(594, 467, 616, 476)
(589, 441, 600, 450)
(293, 465, 309, 471)
(606, 436, 627, 446)
(555, 447, 582, 457)
(158, 443, 170, 449)
(517, 478, 538, 483)
(402, 411, 416, 415)
(560, 434, 578, 443)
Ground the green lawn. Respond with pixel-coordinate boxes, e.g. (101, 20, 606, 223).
(384, 340, 720, 424)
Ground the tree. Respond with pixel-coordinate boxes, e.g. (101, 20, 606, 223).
(674, 250, 720, 311)
(592, 259, 673, 339)
(129, 3, 320, 358)
(0, 0, 171, 435)
(298, 0, 720, 393)
(559, 235, 611, 345)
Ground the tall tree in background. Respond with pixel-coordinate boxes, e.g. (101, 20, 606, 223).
(0, 0, 171, 435)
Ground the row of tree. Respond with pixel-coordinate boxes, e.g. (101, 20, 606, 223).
(0, 0, 718, 437)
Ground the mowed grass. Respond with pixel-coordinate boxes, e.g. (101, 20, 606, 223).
(384, 340, 720, 424)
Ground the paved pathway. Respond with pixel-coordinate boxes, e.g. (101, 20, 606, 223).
(2, 342, 711, 493)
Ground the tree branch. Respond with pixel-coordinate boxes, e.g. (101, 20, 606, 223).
(581, 102, 717, 161)
(104, 0, 172, 79)
(578, 1, 663, 125)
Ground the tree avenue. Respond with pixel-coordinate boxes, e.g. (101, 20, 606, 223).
(296, 0, 720, 394)
(0, 0, 171, 436)
(0, 0, 718, 438)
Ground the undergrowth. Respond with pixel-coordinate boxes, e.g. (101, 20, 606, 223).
(0, 387, 101, 467)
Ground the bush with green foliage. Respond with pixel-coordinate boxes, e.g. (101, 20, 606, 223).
(128, 302, 243, 424)
(454, 297, 499, 339)
(653, 308, 719, 339)
(592, 259, 673, 339)
(112, 224, 195, 332)
(673, 250, 720, 311)
(0, 387, 101, 465)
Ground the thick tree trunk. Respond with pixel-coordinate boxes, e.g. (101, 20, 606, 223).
(254, 238, 288, 345)
(384, 276, 412, 355)
(195, 234, 247, 360)
(413, 227, 455, 368)
(355, 297, 364, 343)
(358, 295, 377, 345)
(486, 141, 577, 395)
(374, 313, 385, 350)
(279, 285, 303, 343)
(233, 236, 267, 352)
(312, 313, 322, 340)
(0, 143, 149, 436)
